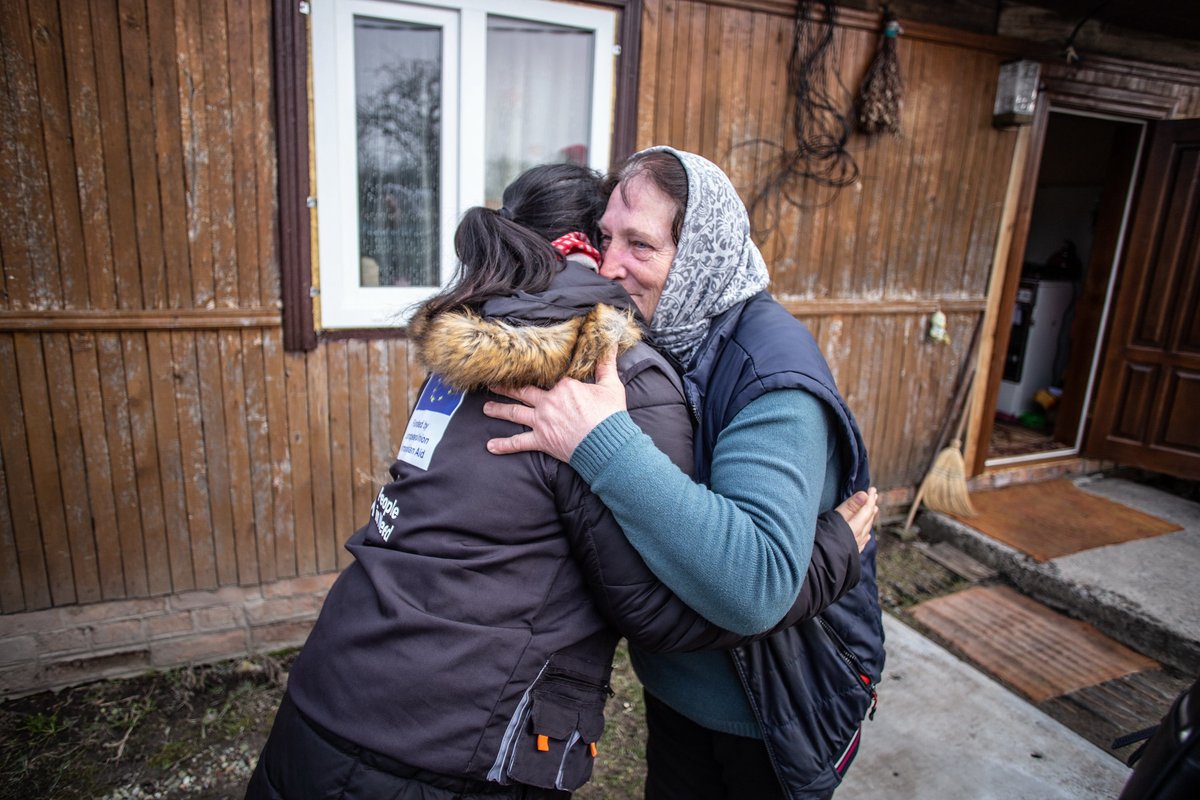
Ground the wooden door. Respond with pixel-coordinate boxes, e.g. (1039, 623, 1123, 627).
(1086, 119, 1200, 479)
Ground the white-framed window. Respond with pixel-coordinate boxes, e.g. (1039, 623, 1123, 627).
(311, 0, 617, 329)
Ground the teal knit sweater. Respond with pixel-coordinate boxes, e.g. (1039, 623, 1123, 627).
(570, 389, 841, 735)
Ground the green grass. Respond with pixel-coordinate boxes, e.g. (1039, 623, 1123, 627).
(576, 642, 648, 800)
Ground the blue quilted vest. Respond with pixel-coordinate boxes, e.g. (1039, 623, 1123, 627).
(682, 292, 886, 799)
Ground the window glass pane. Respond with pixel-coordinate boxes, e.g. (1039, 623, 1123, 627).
(355, 17, 441, 287)
(485, 16, 594, 206)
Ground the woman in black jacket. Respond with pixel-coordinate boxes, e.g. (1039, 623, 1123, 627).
(245, 164, 873, 800)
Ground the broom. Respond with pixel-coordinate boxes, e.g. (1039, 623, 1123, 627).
(902, 320, 981, 535)
(920, 394, 978, 518)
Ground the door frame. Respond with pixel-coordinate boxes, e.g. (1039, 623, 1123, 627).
(966, 73, 1179, 475)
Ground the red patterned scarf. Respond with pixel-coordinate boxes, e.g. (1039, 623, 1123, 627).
(549, 231, 601, 265)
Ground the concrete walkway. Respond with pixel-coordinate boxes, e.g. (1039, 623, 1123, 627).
(841, 614, 1131, 799)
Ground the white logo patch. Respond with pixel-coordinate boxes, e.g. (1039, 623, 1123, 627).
(398, 374, 465, 471)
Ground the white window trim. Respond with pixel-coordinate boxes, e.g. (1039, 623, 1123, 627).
(311, 0, 616, 329)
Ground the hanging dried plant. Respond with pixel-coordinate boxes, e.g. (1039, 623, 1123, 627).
(856, 8, 903, 136)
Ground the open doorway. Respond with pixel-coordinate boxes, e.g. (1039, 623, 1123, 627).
(986, 110, 1144, 466)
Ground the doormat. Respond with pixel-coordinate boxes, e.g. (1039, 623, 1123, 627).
(989, 420, 1070, 458)
(950, 479, 1181, 561)
(909, 585, 1158, 703)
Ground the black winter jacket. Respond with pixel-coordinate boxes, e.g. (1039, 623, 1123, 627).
(285, 265, 862, 793)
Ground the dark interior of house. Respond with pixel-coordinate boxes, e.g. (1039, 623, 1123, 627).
(989, 111, 1140, 460)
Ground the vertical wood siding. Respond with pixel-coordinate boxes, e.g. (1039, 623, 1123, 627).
(2, 0, 1199, 615)
(0, 326, 419, 613)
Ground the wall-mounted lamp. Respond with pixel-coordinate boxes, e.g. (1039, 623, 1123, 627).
(993, 59, 1041, 127)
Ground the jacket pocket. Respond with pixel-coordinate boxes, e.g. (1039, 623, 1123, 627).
(816, 617, 878, 714)
(490, 665, 609, 791)
(815, 616, 878, 777)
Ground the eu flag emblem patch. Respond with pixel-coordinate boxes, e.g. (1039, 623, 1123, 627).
(397, 374, 465, 470)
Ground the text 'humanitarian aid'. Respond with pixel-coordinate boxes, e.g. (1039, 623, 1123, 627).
(398, 374, 464, 470)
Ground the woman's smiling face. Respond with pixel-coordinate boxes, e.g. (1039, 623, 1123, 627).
(597, 174, 678, 321)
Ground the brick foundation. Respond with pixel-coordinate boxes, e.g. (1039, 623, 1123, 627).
(0, 573, 337, 699)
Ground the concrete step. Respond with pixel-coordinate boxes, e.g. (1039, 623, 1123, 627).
(915, 476, 1200, 673)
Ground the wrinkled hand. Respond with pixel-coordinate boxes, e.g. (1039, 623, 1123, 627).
(836, 487, 879, 553)
(484, 346, 627, 463)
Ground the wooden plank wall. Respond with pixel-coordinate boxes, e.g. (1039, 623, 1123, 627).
(0, 1, 423, 613)
(635, 0, 1019, 490)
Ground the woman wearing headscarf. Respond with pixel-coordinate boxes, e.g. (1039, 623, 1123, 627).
(245, 163, 874, 800)
(485, 148, 886, 800)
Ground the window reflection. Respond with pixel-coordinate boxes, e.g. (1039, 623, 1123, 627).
(355, 17, 441, 288)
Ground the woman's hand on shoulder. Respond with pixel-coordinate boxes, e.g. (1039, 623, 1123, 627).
(484, 347, 628, 462)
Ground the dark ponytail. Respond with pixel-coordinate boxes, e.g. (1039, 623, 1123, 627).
(420, 208, 560, 318)
(418, 163, 605, 318)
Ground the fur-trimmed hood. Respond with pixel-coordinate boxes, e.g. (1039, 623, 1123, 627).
(408, 263, 643, 391)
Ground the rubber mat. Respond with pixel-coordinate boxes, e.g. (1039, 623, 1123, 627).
(909, 584, 1158, 703)
(949, 479, 1181, 561)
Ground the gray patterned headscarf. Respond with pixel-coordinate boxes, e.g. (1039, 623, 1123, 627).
(641, 146, 770, 367)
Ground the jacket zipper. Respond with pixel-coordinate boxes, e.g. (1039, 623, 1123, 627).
(816, 616, 878, 720)
(728, 651, 790, 795)
(488, 663, 548, 783)
(542, 669, 614, 696)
